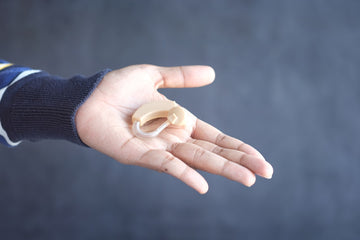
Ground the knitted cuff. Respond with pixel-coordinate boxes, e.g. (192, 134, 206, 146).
(0, 69, 111, 146)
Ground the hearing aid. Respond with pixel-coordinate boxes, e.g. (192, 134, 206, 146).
(132, 101, 187, 138)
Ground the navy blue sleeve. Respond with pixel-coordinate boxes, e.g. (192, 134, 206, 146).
(0, 60, 111, 147)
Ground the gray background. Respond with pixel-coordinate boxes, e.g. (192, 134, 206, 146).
(0, 0, 359, 239)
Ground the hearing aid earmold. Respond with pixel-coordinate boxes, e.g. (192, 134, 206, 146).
(132, 101, 187, 138)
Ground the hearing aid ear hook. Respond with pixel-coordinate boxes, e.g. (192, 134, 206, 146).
(132, 101, 187, 138)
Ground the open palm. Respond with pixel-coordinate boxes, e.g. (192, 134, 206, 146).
(75, 65, 273, 194)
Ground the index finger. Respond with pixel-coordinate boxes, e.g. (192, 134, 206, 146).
(192, 119, 266, 160)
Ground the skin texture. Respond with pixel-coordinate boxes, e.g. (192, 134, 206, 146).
(75, 65, 273, 194)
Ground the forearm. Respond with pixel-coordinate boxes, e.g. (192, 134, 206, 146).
(0, 60, 110, 147)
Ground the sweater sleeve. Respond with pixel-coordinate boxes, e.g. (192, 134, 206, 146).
(0, 59, 111, 147)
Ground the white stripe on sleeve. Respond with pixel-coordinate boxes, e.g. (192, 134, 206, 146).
(0, 69, 41, 146)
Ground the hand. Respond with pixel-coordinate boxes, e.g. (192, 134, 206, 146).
(75, 65, 273, 194)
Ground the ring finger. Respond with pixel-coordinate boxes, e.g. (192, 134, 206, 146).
(170, 142, 256, 187)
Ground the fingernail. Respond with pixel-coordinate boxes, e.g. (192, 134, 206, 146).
(264, 164, 274, 179)
(199, 184, 209, 194)
(265, 173, 273, 179)
(246, 175, 256, 187)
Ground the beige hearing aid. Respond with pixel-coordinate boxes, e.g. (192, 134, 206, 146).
(132, 101, 187, 138)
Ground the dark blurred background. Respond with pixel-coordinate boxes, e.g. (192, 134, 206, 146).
(0, 0, 359, 239)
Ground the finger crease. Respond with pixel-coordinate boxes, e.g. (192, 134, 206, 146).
(158, 69, 169, 88)
(237, 142, 246, 151)
(169, 142, 179, 152)
(215, 132, 226, 145)
(189, 139, 200, 145)
(237, 153, 246, 165)
(180, 166, 191, 179)
(119, 136, 136, 163)
(179, 66, 186, 87)
(161, 154, 175, 172)
(193, 148, 207, 165)
(213, 146, 224, 155)
(137, 150, 152, 167)
(221, 161, 231, 175)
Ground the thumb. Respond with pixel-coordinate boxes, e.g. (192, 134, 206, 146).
(156, 65, 215, 89)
